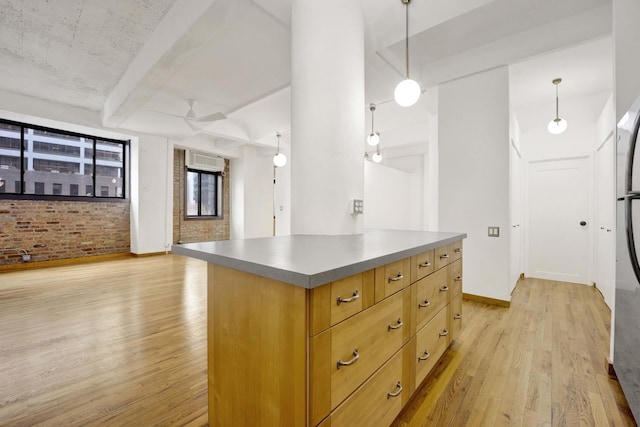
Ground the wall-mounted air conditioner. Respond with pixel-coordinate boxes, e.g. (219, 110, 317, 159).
(185, 150, 225, 172)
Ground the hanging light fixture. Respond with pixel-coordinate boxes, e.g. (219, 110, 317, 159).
(394, 0, 421, 107)
(273, 132, 287, 167)
(367, 103, 380, 146)
(547, 78, 568, 135)
(372, 145, 382, 163)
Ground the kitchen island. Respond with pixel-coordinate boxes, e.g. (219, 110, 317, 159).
(173, 229, 466, 426)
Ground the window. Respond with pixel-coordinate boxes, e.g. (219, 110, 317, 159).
(0, 119, 127, 200)
(35, 182, 44, 194)
(186, 168, 222, 218)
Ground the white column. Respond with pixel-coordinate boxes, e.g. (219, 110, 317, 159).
(290, 0, 365, 235)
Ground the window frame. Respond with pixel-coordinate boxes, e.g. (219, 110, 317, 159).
(0, 118, 128, 202)
(184, 167, 223, 220)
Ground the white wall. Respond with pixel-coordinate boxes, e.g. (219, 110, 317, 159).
(516, 93, 608, 161)
(274, 144, 291, 236)
(439, 66, 511, 302)
(364, 161, 415, 230)
(130, 134, 171, 254)
(230, 145, 274, 239)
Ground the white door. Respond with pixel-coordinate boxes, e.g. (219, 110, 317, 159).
(527, 157, 590, 284)
(509, 141, 523, 293)
(595, 136, 615, 306)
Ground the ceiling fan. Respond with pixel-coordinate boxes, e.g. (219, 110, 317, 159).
(158, 99, 226, 132)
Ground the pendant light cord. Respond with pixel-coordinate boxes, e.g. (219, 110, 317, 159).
(555, 84, 559, 120)
(405, 1, 410, 79)
(370, 105, 375, 134)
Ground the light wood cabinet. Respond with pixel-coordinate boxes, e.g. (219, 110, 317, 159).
(414, 265, 450, 331)
(206, 239, 463, 427)
(415, 306, 449, 385)
(331, 345, 409, 427)
(329, 288, 409, 408)
(410, 248, 435, 282)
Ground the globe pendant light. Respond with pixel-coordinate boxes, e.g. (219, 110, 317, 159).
(273, 132, 287, 167)
(372, 145, 382, 163)
(547, 78, 568, 135)
(367, 103, 380, 146)
(394, 0, 421, 107)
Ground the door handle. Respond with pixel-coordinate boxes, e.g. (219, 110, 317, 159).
(579, 221, 587, 226)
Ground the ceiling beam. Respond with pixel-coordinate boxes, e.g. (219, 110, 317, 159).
(101, 0, 232, 128)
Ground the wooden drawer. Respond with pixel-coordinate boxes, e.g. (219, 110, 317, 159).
(330, 287, 410, 409)
(310, 270, 375, 336)
(434, 244, 453, 270)
(375, 258, 411, 302)
(331, 346, 408, 427)
(452, 239, 463, 261)
(415, 307, 449, 386)
(451, 258, 462, 296)
(410, 249, 435, 282)
(414, 265, 451, 331)
(449, 292, 463, 343)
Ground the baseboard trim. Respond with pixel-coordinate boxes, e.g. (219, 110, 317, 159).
(606, 357, 617, 379)
(131, 251, 172, 258)
(463, 293, 511, 307)
(0, 253, 131, 272)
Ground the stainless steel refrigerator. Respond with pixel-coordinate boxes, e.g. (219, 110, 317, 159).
(616, 95, 640, 422)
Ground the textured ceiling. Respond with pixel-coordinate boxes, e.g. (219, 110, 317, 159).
(0, 0, 175, 111)
(0, 0, 616, 167)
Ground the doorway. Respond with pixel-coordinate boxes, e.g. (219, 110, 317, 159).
(526, 157, 591, 284)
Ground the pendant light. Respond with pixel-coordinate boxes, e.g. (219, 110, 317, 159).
(372, 145, 382, 163)
(273, 132, 287, 167)
(394, 0, 421, 107)
(547, 78, 568, 135)
(367, 103, 380, 146)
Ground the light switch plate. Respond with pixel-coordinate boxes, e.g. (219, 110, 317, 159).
(488, 226, 500, 237)
(352, 199, 364, 214)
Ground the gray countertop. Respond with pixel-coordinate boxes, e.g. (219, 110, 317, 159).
(172, 229, 466, 289)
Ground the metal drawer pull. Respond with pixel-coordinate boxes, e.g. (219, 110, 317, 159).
(440, 285, 449, 292)
(337, 290, 360, 305)
(454, 313, 462, 320)
(439, 329, 449, 337)
(418, 261, 431, 268)
(387, 381, 403, 399)
(388, 273, 404, 283)
(454, 248, 462, 253)
(418, 299, 430, 308)
(337, 349, 359, 369)
(440, 254, 450, 259)
(388, 318, 403, 330)
(418, 350, 430, 361)
(454, 276, 462, 282)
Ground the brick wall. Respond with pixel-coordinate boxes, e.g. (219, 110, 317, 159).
(0, 200, 130, 266)
(172, 150, 230, 244)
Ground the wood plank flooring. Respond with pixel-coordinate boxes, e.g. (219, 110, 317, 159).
(0, 255, 635, 426)
(393, 277, 636, 427)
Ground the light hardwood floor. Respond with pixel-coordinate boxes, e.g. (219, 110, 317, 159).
(0, 255, 635, 426)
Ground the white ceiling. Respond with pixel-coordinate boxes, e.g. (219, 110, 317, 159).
(0, 0, 614, 164)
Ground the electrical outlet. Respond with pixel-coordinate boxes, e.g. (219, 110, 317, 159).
(488, 226, 500, 237)
(22, 254, 31, 262)
(352, 199, 364, 214)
